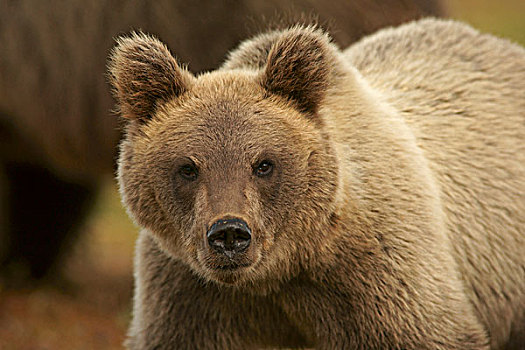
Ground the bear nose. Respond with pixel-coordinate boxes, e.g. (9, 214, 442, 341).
(207, 218, 251, 258)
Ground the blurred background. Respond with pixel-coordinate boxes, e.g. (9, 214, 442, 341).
(0, 0, 523, 349)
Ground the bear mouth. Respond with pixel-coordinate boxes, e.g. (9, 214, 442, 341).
(199, 240, 259, 272)
(203, 262, 254, 285)
(213, 262, 252, 271)
(203, 256, 255, 272)
(196, 243, 262, 284)
(199, 254, 259, 285)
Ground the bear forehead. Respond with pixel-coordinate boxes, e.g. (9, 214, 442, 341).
(149, 70, 318, 144)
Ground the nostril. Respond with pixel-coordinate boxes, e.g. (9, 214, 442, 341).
(232, 228, 250, 251)
(234, 227, 251, 241)
(207, 219, 252, 256)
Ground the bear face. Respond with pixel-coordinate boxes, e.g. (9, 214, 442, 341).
(109, 30, 342, 287)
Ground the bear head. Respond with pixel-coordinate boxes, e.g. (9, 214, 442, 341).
(108, 27, 346, 291)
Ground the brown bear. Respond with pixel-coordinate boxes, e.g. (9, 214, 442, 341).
(110, 18, 525, 349)
(0, 0, 444, 284)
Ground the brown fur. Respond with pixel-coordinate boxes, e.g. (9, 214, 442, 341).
(109, 19, 525, 349)
(0, 0, 444, 283)
(111, 18, 525, 349)
(345, 20, 525, 349)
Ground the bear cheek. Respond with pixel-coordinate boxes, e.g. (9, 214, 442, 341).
(124, 162, 190, 255)
(164, 176, 201, 239)
(257, 163, 306, 230)
(118, 157, 158, 231)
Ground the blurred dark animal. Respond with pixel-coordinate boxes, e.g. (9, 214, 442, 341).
(0, 0, 444, 284)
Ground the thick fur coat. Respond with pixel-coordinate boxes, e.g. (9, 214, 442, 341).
(108, 18, 525, 349)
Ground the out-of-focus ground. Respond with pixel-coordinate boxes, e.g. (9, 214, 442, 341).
(0, 180, 136, 350)
(0, 0, 524, 349)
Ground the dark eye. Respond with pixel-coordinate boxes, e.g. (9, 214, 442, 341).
(254, 160, 273, 177)
(179, 163, 198, 181)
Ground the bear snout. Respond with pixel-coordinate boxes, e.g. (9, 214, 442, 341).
(206, 218, 251, 259)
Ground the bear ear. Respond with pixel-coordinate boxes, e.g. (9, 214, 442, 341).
(260, 26, 338, 115)
(107, 32, 193, 121)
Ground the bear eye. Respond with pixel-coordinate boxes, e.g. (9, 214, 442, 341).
(254, 160, 273, 177)
(179, 163, 198, 181)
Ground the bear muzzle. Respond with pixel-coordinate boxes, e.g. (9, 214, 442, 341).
(206, 218, 251, 260)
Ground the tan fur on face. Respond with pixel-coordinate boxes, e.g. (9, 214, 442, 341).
(110, 19, 524, 350)
(114, 63, 338, 290)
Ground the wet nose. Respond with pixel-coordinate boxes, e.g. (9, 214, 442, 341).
(207, 218, 251, 258)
